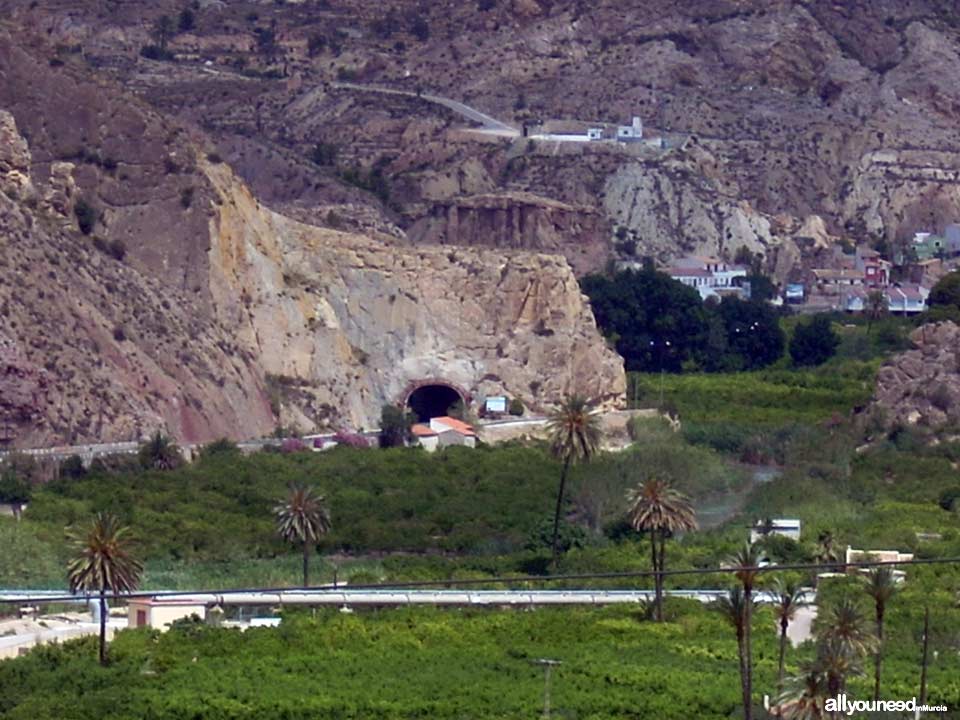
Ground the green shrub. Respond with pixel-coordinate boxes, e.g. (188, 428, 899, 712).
(938, 487, 960, 512)
(74, 198, 97, 235)
(508, 398, 524, 416)
(789, 315, 839, 366)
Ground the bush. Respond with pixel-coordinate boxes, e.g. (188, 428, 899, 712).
(74, 198, 97, 235)
(0, 474, 31, 504)
(938, 487, 960, 512)
(409, 14, 430, 41)
(508, 398, 524, 416)
(60, 455, 87, 479)
(332, 429, 370, 448)
(789, 315, 839, 366)
(379, 405, 413, 448)
(525, 517, 587, 555)
(139, 45, 174, 61)
(310, 142, 338, 166)
(178, 7, 195, 32)
(928, 271, 960, 310)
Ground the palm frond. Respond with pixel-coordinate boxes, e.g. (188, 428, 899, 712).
(274, 484, 332, 545)
(67, 512, 143, 595)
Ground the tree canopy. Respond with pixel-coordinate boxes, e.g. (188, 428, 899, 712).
(789, 316, 839, 367)
(581, 269, 784, 372)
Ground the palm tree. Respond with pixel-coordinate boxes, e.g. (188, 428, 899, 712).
(728, 542, 765, 720)
(773, 578, 807, 695)
(814, 598, 876, 697)
(863, 567, 897, 701)
(776, 664, 829, 720)
(138, 431, 182, 470)
(814, 531, 840, 585)
(626, 478, 697, 621)
(716, 587, 754, 720)
(546, 395, 600, 568)
(275, 485, 331, 587)
(67, 512, 143, 666)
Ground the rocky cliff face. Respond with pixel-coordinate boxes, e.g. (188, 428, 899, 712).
(0, 58, 624, 447)
(204, 160, 625, 431)
(872, 322, 960, 431)
(406, 192, 608, 275)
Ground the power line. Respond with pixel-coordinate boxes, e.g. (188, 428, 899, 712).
(3, 556, 958, 606)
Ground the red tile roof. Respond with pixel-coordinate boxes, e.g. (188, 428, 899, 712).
(411, 424, 437, 437)
(430, 416, 477, 437)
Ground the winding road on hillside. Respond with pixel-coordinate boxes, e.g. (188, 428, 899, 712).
(329, 82, 521, 137)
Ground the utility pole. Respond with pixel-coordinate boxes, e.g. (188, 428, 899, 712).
(532, 658, 561, 718)
(919, 606, 930, 707)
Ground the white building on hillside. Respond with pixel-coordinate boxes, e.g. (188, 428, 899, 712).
(617, 117, 643, 142)
(667, 256, 748, 300)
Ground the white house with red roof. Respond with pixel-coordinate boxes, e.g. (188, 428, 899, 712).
(411, 416, 478, 452)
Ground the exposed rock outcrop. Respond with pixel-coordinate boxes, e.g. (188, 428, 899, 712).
(204, 161, 625, 430)
(0, 335, 49, 444)
(872, 322, 960, 430)
(407, 192, 609, 275)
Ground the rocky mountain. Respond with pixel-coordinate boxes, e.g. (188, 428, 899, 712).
(872, 321, 960, 432)
(7, 0, 960, 280)
(0, 28, 624, 447)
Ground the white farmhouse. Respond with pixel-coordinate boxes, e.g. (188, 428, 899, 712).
(667, 255, 748, 300)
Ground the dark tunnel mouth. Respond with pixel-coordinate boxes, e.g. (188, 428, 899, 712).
(407, 384, 464, 423)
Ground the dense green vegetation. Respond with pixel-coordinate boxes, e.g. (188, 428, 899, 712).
(1, 599, 956, 720)
(0, 421, 745, 589)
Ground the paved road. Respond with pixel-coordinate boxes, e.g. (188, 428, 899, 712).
(331, 82, 520, 136)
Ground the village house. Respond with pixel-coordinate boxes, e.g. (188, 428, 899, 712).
(844, 546, 913, 583)
(667, 255, 748, 300)
(411, 416, 478, 452)
(128, 597, 208, 630)
(912, 225, 960, 261)
(749, 518, 801, 544)
(843, 284, 929, 314)
(854, 246, 891, 287)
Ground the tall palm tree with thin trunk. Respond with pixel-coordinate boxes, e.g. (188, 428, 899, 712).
(626, 478, 697, 621)
(728, 542, 765, 720)
(814, 597, 876, 699)
(546, 395, 600, 568)
(716, 587, 754, 720)
(275, 485, 332, 587)
(863, 567, 897, 701)
(67, 512, 143, 666)
(773, 578, 807, 695)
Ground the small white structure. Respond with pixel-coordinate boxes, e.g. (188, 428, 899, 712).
(750, 518, 801, 544)
(128, 597, 207, 631)
(587, 127, 604, 140)
(845, 546, 913, 583)
(411, 416, 478, 452)
(485, 396, 507, 414)
(616, 116, 643, 142)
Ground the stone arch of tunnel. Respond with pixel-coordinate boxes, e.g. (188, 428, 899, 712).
(402, 379, 472, 423)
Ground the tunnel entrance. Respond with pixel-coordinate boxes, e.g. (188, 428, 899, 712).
(406, 384, 465, 422)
